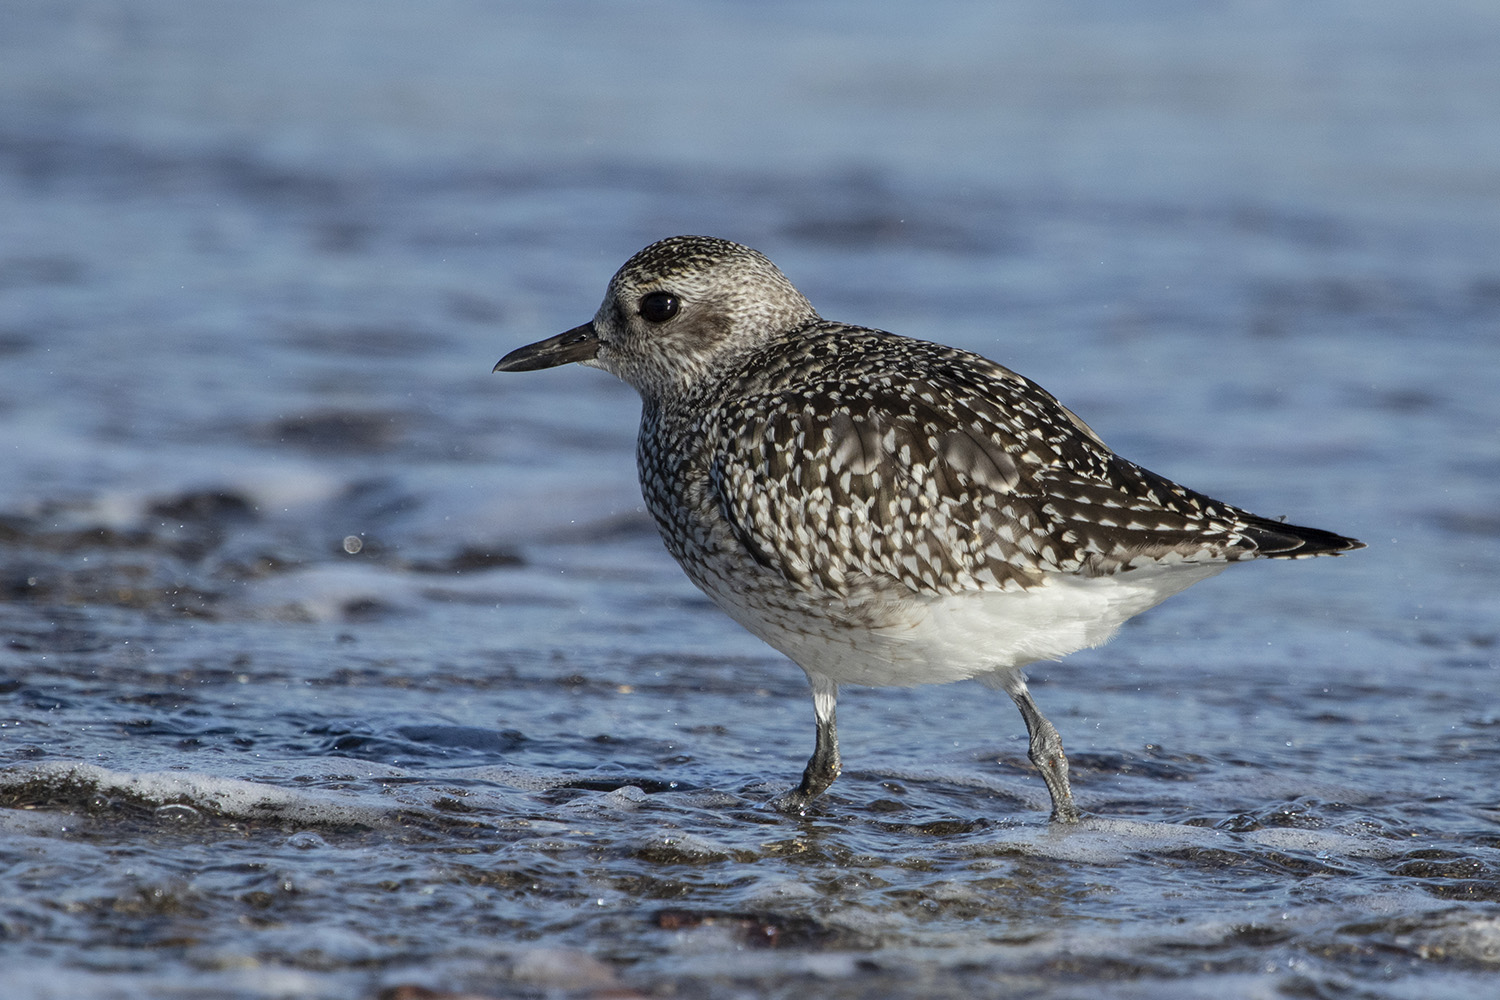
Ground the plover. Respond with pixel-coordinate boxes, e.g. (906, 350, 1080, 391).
(495, 235, 1362, 822)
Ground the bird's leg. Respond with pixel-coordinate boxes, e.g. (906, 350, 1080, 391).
(772, 676, 841, 814)
(1003, 677, 1081, 824)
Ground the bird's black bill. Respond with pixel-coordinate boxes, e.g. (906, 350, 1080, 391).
(493, 323, 599, 372)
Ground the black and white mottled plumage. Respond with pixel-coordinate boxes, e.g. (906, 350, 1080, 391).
(496, 235, 1362, 822)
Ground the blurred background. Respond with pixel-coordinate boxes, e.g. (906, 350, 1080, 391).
(2, 2, 1498, 999)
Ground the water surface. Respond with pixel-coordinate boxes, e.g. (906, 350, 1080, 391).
(2, 2, 1498, 998)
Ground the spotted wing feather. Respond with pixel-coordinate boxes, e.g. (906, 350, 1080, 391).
(707, 325, 1352, 599)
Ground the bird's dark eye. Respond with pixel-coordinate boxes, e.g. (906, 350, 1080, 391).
(638, 291, 680, 323)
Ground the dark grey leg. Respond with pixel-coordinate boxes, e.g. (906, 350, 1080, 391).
(773, 676, 841, 813)
(1004, 677, 1081, 824)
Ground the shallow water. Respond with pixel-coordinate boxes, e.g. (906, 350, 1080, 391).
(3, 2, 1499, 998)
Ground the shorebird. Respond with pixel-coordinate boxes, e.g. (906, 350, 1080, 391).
(495, 235, 1362, 822)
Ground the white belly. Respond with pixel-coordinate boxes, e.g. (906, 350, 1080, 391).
(710, 562, 1228, 689)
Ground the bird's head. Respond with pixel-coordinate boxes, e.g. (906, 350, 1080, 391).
(495, 235, 818, 399)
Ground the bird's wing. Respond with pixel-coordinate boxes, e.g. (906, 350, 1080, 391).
(707, 332, 1266, 599)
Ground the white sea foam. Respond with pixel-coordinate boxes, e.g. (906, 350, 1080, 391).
(1244, 825, 1401, 859)
(0, 761, 394, 827)
(1401, 917, 1500, 965)
(964, 814, 1399, 868)
(0, 760, 600, 831)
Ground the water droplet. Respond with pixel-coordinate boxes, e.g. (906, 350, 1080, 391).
(154, 803, 201, 825)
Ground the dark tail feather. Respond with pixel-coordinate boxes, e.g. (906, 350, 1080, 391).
(1241, 514, 1364, 558)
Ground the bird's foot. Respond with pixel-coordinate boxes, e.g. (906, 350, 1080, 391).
(769, 786, 819, 815)
(1049, 800, 1082, 824)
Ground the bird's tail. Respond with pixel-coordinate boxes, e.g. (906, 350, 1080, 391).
(1240, 515, 1364, 558)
